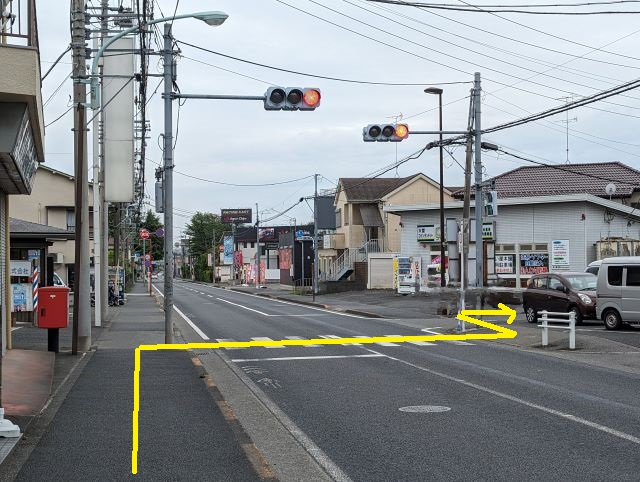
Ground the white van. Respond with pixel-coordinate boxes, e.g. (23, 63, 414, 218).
(585, 260, 602, 276)
(596, 256, 640, 329)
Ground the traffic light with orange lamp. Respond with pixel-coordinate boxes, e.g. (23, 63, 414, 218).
(264, 87, 321, 111)
(363, 123, 409, 142)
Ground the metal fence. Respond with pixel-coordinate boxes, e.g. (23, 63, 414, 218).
(1, 0, 38, 48)
(293, 277, 313, 295)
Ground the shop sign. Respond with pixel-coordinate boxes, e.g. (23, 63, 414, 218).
(417, 224, 440, 243)
(482, 222, 495, 241)
(10, 260, 31, 277)
(551, 239, 570, 270)
(520, 253, 549, 275)
(496, 254, 515, 274)
(12, 109, 39, 192)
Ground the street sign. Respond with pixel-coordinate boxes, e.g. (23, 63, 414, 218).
(140, 229, 150, 240)
(155, 228, 165, 238)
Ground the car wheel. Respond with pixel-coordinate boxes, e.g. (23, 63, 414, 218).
(603, 309, 622, 330)
(525, 305, 537, 323)
(568, 306, 583, 325)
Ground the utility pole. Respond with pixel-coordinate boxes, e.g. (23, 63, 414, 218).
(256, 203, 260, 287)
(162, 23, 174, 343)
(71, 0, 91, 354)
(211, 228, 216, 283)
(473, 72, 484, 289)
(100, 0, 109, 326)
(231, 223, 236, 283)
(313, 174, 319, 299)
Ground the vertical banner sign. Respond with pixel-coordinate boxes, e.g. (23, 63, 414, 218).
(393, 257, 399, 289)
(551, 240, 570, 270)
(103, 37, 135, 202)
(223, 236, 234, 264)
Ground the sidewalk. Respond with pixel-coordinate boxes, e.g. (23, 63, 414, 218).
(1, 283, 271, 481)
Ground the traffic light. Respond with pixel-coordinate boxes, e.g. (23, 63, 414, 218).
(484, 190, 498, 217)
(363, 123, 409, 142)
(264, 87, 321, 111)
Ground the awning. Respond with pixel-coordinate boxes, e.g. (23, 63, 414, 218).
(359, 204, 384, 227)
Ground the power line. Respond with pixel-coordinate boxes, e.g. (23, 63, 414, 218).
(177, 40, 468, 86)
(45, 106, 73, 128)
(145, 157, 316, 186)
(368, 0, 640, 14)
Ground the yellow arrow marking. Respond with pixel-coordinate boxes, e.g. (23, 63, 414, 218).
(131, 303, 517, 474)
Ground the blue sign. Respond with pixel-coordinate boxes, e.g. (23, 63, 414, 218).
(155, 228, 165, 238)
(223, 236, 234, 265)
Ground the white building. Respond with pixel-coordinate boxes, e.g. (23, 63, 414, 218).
(385, 194, 640, 288)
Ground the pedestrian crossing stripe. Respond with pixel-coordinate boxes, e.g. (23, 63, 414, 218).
(212, 335, 473, 349)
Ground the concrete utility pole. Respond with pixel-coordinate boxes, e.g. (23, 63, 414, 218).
(99, 0, 109, 328)
(71, 0, 91, 354)
(163, 23, 174, 343)
(313, 173, 319, 297)
(211, 228, 216, 283)
(474, 72, 484, 288)
(256, 202, 260, 287)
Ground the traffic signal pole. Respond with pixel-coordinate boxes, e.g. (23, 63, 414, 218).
(313, 174, 319, 300)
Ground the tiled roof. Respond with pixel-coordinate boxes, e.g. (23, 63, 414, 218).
(339, 174, 421, 201)
(10, 218, 74, 237)
(452, 162, 640, 199)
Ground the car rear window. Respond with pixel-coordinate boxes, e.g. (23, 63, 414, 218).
(608, 266, 623, 286)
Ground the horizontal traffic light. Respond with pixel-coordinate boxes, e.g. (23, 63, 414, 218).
(363, 123, 409, 142)
(264, 87, 321, 111)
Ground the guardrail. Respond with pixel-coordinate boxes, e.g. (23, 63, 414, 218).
(538, 311, 576, 350)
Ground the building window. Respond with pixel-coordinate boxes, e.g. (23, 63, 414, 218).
(243, 242, 247, 248)
(344, 206, 350, 226)
(251, 242, 255, 248)
(66, 209, 75, 231)
(335, 209, 342, 228)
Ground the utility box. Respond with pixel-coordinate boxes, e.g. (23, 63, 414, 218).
(37, 287, 69, 329)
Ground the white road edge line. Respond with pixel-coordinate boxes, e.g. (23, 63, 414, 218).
(366, 348, 640, 446)
(153, 284, 210, 340)
(231, 354, 385, 362)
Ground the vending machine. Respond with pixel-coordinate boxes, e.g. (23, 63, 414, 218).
(397, 256, 416, 295)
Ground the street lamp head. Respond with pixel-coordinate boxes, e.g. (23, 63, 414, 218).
(424, 87, 443, 95)
(194, 11, 229, 26)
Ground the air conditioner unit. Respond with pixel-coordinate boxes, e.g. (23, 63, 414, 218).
(51, 253, 64, 264)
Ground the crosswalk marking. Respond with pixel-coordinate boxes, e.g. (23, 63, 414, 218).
(354, 335, 398, 346)
(212, 335, 474, 350)
(385, 335, 435, 346)
(215, 338, 244, 349)
(285, 336, 321, 347)
(251, 336, 285, 348)
(319, 334, 362, 346)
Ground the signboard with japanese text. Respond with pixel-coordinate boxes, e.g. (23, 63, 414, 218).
(551, 239, 570, 270)
(417, 225, 439, 243)
(11, 283, 32, 312)
(520, 253, 549, 275)
(259, 227, 275, 240)
(496, 254, 515, 274)
(10, 260, 31, 277)
(482, 222, 495, 241)
(279, 248, 292, 270)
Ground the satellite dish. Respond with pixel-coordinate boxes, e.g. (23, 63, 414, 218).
(605, 183, 617, 196)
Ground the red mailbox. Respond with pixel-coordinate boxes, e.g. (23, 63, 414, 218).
(38, 287, 69, 329)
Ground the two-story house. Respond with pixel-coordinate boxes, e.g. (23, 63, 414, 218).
(321, 173, 453, 281)
(10, 165, 94, 287)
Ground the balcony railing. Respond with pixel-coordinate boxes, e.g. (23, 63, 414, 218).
(1, 0, 39, 49)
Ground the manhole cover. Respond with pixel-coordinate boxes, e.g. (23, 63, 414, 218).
(399, 405, 451, 413)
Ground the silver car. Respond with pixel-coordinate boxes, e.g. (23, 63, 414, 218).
(596, 256, 640, 330)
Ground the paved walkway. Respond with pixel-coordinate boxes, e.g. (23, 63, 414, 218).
(1, 283, 270, 481)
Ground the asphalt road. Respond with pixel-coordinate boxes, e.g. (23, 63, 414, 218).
(165, 280, 640, 481)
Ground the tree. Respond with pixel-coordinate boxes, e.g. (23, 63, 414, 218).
(132, 210, 164, 262)
(184, 212, 230, 258)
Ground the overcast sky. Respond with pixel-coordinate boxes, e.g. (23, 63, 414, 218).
(37, 0, 640, 236)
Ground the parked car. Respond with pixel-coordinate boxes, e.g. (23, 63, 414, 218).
(596, 256, 640, 330)
(53, 272, 66, 287)
(523, 272, 597, 324)
(585, 260, 602, 276)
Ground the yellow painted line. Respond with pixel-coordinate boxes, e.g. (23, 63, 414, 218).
(131, 303, 517, 474)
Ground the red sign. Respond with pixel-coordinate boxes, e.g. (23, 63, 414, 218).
(140, 229, 150, 240)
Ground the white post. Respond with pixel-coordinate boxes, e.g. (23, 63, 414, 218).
(569, 311, 576, 350)
(541, 311, 548, 347)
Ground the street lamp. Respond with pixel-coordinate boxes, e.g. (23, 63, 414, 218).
(424, 87, 446, 288)
(90, 11, 228, 344)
